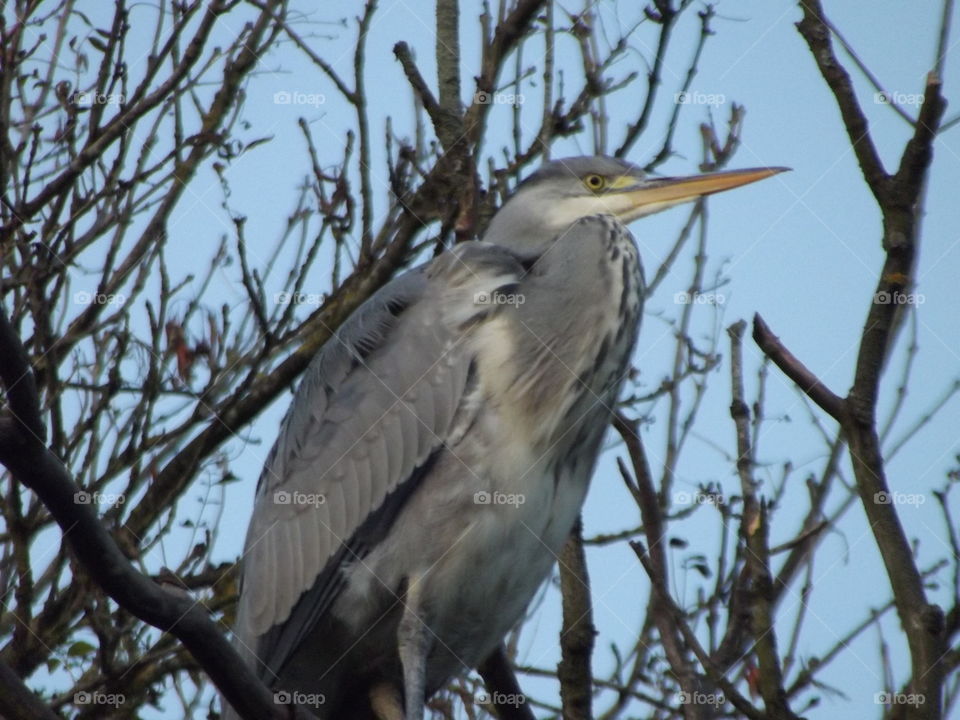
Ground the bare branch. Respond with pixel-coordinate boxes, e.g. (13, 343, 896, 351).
(0, 307, 287, 720)
(795, 0, 889, 200)
(394, 42, 444, 131)
(435, 0, 466, 151)
(0, 658, 61, 720)
(558, 518, 595, 720)
(751, 314, 845, 420)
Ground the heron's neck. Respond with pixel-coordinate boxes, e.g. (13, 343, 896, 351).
(483, 194, 574, 252)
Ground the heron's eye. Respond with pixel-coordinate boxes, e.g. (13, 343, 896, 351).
(583, 174, 607, 191)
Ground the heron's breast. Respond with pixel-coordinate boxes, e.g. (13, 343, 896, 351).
(474, 227, 642, 450)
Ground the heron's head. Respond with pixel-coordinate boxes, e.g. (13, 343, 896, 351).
(485, 156, 786, 251)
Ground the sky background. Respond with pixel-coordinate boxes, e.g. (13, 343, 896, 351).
(15, 1, 959, 718)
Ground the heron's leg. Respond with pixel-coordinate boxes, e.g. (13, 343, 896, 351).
(369, 681, 404, 720)
(397, 574, 431, 720)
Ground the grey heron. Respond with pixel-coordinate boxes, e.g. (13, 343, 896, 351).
(222, 156, 783, 720)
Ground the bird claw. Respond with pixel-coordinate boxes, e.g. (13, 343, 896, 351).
(370, 681, 405, 720)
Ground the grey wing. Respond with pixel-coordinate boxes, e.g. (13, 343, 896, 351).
(231, 241, 530, 683)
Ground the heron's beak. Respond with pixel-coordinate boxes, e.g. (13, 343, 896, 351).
(611, 167, 789, 221)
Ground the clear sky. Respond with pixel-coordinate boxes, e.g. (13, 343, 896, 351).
(58, 1, 958, 717)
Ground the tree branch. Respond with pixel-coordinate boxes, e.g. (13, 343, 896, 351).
(0, 306, 291, 720)
(558, 517, 595, 720)
(761, 13, 951, 716)
(435, 0, 465, 151)
(751, 314, 845, 420)
(613, 412, 707, 720)
(795, 0, 889, 201)
(0, 658, 61, 720)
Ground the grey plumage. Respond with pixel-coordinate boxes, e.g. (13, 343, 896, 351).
(222, 156, 783, 720)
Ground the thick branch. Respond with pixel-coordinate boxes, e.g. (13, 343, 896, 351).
(465, 0, 546, 146)
(613, 413, 705, 720)
(795, 0, 889, 201)
(893, 73, 947, 200)
(435, 0, 465, 151)
(394, 42, 444, 129)
(557, 517, 595, 720)
(729, 322, 800, 720)
(744, 502, 797, 720)
(755, 41, 947, 711)
(0, 659, 61, 720)
(629, 542, 764, 720)
(0, 311, 44, 442)
(0, 307, 290, 720)
(751, 314, 845, 420)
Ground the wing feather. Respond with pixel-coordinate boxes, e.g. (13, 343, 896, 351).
(325, 480, 347, 547)
(232, 243, 533, 683)
(414, 384, 436, 451)
(285, 519, 301, 607)
(380, 406, 405, 491)
(299, 506, 321, 591)
(261, 533, 279, 629)
(397, 400, 419, 479)
(272, 523, 293, 625)
(353, 452, 372, 528)
(339, 460, 360, 537)
(312, 498, 333, 577)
